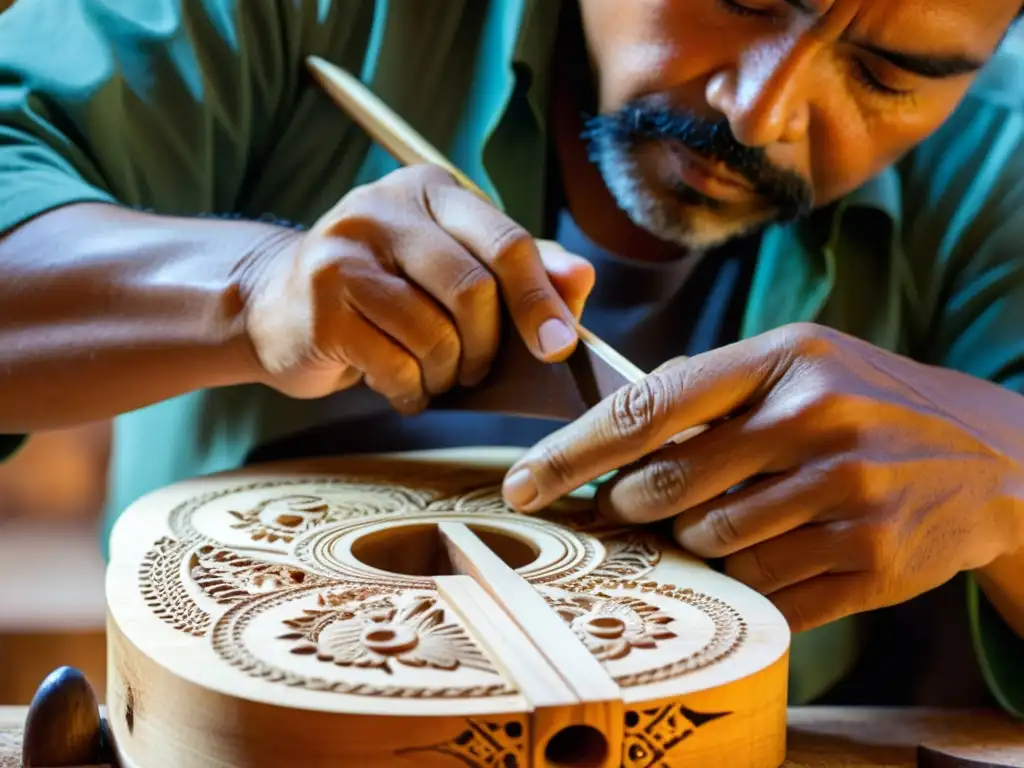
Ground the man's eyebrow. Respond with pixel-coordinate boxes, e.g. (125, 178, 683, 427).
(780, 0, 986, 80)
(853, 42, 985, 79)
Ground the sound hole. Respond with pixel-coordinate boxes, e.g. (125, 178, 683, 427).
(349, 523, 538, 576)
(544, 725, 610, 767)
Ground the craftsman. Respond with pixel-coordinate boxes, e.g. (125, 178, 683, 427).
(1, 0, 1023, 720)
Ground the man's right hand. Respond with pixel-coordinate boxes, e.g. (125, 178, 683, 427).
(239, 164, 595, 414)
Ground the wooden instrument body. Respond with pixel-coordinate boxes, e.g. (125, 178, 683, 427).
(104, 448, 790, 767)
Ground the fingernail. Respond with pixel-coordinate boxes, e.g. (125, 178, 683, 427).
(537, 318, 576, 358)
(503, 468, 539, 510)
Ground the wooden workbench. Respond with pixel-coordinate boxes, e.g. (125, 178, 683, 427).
(0, 705, 1020, 767)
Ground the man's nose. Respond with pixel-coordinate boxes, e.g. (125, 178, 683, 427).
(705, 38, 813, 148)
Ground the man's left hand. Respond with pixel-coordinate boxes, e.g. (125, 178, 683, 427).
(502, 323, 1024, 633)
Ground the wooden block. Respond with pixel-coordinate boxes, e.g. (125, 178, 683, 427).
(438, 523, 623, 767)
(102, 449, 792, 766)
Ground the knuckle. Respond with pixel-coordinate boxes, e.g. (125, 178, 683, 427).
(488, 221, 535, 269)
(403, 163, 457, 188)
(609, 376, 672, 445)
(514, 285, 555, 313)
(749, 547, 780, 588)
(703, 507, 742, 555)
(423, 321, 461, 366)
(848, 520, 895, 573)
(384, 356, 422, 395)
(535, 443, 576, 488)
(448, 262, 498, 310)
(827, 459, 885, 504)
(793, 387, 846, 423)
(783, 322, 842, 361)
(638, 459, 690, 512)
(317, 212, 389, 254)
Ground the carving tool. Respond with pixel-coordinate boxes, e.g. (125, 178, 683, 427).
(305, 54, 705, 444)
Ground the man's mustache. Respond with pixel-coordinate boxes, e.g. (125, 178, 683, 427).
(582, 101, 814, 221)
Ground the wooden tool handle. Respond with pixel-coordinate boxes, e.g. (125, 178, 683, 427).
(22, 667, 115, 768)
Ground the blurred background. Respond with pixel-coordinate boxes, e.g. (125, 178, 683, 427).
(0, 0, 1022, 708)
(0, 1, 109, 705)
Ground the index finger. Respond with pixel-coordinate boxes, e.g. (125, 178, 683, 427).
(501, 339, 785, 512)
(425, 176, 583, 363)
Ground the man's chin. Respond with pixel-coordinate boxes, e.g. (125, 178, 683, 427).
(630, 199, 776, 252)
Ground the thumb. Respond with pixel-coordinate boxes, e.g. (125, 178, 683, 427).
(537, 240, 596, 321)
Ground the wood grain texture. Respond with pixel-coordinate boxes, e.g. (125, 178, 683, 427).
(101, 447, 790, 766)
(1, 706, 1019, 767)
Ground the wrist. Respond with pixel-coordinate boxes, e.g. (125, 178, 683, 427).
(223, 226, 306, 386)
(228, 225, 307, 386)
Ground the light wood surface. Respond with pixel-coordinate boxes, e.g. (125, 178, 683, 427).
(101, 447, 790, 767)
(1, 706, 1020, 767)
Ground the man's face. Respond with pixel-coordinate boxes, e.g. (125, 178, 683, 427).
(579, 0, 1020, 250)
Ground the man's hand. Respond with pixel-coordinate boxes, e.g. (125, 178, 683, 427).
(502, 323, 1024, 633)
(239, 164, 595, 413)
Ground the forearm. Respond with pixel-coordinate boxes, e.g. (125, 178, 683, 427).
(0, 203, 293, 432)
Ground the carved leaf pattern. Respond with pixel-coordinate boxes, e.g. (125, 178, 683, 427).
(280, 590, 497, 675)
(139, 537, 212, 637)
(226, 494, 337, 543)
(589, 535, 662, 580)
(190, 545, 325, 604)
(548, 593, 676, 660)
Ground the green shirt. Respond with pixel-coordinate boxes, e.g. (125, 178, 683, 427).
(1, 0, 1022, 716)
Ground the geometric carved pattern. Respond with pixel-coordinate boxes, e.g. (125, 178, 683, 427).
(618, 708, 733, 765)
(623, 703, 732, 767)
(394, 718, 526, 767)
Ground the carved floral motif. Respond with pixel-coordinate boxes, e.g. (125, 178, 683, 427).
(279, 589, 496, 675)
(547, 593, 676, 661)
(227, 495, 336, 543)
(210, 585, 514, 699)
(545, 579, 748, 688)
(191, 545, 325, 603)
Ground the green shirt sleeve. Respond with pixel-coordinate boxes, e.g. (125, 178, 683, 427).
(906, 67, 1024, 717)
(0, 0, 346, 462)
